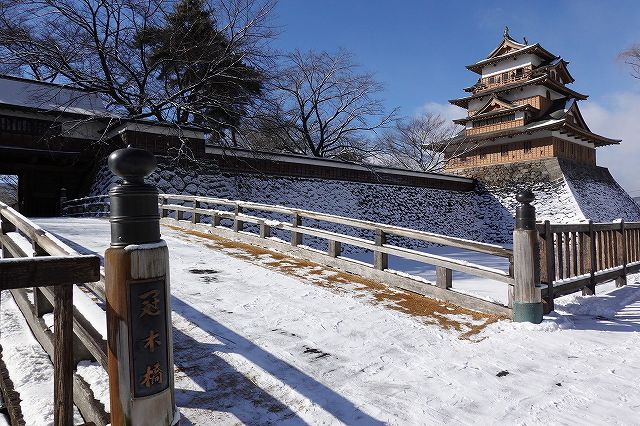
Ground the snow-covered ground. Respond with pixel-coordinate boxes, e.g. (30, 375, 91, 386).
(1, 217, 640, 425)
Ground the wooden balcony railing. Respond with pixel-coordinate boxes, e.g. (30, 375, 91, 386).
(476, 67, 533, 92)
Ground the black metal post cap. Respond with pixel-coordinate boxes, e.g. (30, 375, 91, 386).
(516, 190, 535, 204)
(108, 147, 157, 184)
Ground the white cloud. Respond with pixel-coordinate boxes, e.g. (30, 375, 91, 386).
(415, 102, 466, 123)
(581, 92, 640, 195)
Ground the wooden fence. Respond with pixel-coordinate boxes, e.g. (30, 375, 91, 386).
(61, 195, 110, 217)
(158, 193, 516, 315)
(537, 220, 640, 310)
(0, 201, 108, 426)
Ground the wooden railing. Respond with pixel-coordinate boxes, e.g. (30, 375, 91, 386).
(62, 195, 110, 217)
(159, 193, 515, 315)
(0, 201, 108, 426)
(476, 66, 533, 92)
(537, 220, 640, 309)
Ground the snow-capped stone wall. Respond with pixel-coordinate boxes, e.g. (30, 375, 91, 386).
(87, 156, 640, 247)
(89, 159, 514, 244)
(455, 158, 640, 224)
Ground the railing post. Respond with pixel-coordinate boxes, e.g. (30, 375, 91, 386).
(328, 240, 341, 258)
(539, 220, 555, 313)
(259, 222, 271, 239)
(374, 229, 388, 270)
(161, 197, 169, 218)
(0, 211, 16, 258)
(59, 188, 67, 217)
(33, 241, 53, 317)
(512, 190, 543, 323)
(584, 220, 596, 295)
(192, 200, 201, 224)
(53, 283, 73, 426)
(105, 147, 178, 426)
(436, 267, 452, 289)
(616, 220, 627, 287)
(291, 212, 302, 246)
(233, 205, 244, 232)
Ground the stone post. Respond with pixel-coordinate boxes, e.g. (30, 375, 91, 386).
(104, 147, 178, 425)
(512, 190, 543, 323)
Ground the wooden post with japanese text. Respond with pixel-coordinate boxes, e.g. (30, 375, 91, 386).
(105, 147, 178, 426)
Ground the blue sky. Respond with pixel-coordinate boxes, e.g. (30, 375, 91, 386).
(272, 1, 640, 193)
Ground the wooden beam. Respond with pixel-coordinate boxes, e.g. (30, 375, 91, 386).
(0, 255, 100, 290)
(54, 284, 73, 426)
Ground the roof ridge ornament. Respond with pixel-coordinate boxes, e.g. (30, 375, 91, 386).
(503, 26, 510, 39)
(523, 36, 528, 45)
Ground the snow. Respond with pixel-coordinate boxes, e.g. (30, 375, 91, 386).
(2, 217, 640, 425)
(0, 291, 83, 425)
(72, 286, 107, 340)
(0, 76, 107, 116)
(76, 361, 110, 412)
(124, 240, 167, 252)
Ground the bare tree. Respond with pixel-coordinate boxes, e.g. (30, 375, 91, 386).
(253, 49, 396, 160)
(377, 112, 469, 172)
(0, 0, 276, 154)
(620, 44, 640, 79)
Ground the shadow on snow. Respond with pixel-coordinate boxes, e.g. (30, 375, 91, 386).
(170, 296, 384, 425)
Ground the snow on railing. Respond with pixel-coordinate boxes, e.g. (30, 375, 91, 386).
(0, 201, 107, 425)
(157, 193, 515, 316)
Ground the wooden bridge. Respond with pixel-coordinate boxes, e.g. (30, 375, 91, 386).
(2, 167, 640, 424)
(62, 191, 640, 316)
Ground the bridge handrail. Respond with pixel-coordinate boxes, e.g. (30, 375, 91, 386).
(536, 219, 640, 304)
(158, 194, 514, 259)
(158, 193, 515, 316)
(0, 200, 109, 425)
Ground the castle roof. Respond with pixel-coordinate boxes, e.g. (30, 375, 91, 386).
(452, 95, 536, 124)
(448, 97, 620, 147)
(449, 76, 588, 108)
(466, 42, 557, 74)
(0, 74, 108, 117)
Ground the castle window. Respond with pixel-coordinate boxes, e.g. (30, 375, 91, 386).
(488, 76, 495, 84)
(472, 113, 516, 128)
(515, 67, 524, 78)
(502, 72, 509, 82)
(500, 145, 509, 157)
(480, 150, 487, 159)
(524, 141, 532, 152)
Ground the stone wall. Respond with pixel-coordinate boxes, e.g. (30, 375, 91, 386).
(87, 156, 640, 249)
(89, 158, 513, 245)
(455, 157, 640, 224)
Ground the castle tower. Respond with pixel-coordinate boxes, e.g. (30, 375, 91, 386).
(444, 27, 618, 171)
(443, 28, 640, 224)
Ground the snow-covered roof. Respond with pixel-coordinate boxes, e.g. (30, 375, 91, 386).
(0, 75, 108, 116)
(466, 43, 556, 74)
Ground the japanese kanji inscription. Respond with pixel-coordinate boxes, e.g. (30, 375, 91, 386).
(129, 278, 170, 398)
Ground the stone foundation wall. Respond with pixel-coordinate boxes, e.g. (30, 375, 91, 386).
(454, 158, 640, 224)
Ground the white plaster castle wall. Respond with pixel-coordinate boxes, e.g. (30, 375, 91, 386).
(480, 53, 543, 77)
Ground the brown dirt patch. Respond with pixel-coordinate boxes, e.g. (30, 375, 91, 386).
(166, 225, 505, 339)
